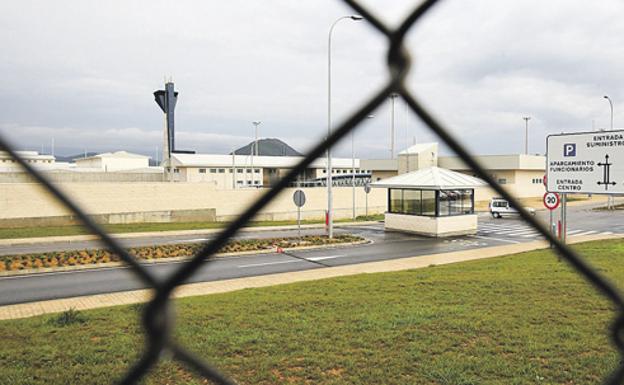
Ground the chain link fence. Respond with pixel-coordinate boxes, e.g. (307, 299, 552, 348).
(1, 0, 623, 384)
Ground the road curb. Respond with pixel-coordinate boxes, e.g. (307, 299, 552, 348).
(0, 233, 620, 321)
(0, 239, 371, 277)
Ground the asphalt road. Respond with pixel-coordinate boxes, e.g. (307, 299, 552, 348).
(0, 204, 621, 306)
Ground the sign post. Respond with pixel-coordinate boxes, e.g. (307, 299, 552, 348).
(293, 190, 306, 238)
(543, 192, 560, 247)
(364, 183, 372, 219)
(561, 193, 567, 243)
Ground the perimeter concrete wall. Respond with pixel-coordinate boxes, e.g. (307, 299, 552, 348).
(0, 183, 387, 227)
(0, 172, 165, 183)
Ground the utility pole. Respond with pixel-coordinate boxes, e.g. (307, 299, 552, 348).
(522, 116, 531, 154)
(252, 121, 261, 187)
(232, 148, 236, 189)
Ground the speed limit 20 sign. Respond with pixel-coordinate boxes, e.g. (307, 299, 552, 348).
(543, 192, 560, 211)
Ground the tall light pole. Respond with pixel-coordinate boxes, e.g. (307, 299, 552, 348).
(327, 15, 362, 238)
(522, 116, 531, 154)
(389, 93, 399, 159)
(251, 121, 261, 187)
(352, 114, 374, 219)
(604, 95, 614, 130)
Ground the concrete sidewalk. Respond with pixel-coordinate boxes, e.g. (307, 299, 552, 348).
(0, 233, 620, 321)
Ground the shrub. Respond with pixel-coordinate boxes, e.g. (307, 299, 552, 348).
(48, 308, 87, 326)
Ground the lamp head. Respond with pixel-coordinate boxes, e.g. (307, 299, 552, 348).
(350, 15, 363, 20)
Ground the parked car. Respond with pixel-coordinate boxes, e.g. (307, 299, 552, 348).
(489, 197, 536, 218)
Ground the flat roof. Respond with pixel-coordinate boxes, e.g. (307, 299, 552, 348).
(438, 154, 545, 171)
(171, 153, 359, 169)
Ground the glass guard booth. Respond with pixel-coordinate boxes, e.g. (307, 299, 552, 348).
(388, 188, 475, 217)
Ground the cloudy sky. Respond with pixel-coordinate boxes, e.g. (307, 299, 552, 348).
(1, 0, 623, 160)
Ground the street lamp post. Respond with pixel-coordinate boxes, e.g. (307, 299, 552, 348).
(389, 93, 399, 159)
(327, 15, 362, 238)
(603, 96, 615, 209)
(251, 121, 261, 187)
(522, 116, 531, 154)
(352, 114, 374, 219)
(604, 96, 614, 130)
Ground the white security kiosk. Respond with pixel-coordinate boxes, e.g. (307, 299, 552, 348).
(371, 167, 485, 237)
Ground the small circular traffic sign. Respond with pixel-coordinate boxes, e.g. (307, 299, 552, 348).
(364, 183, 371, 194)
(293, 189, 306, 207)
(543, 192, 560, 211)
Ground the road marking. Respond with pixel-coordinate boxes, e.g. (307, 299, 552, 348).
(520, 232, 542, 238)
(566, 230, 583, 235)
(480, 223, 529, 229)
(238, 260, 301, 268)
(306, 255, 346, 261)
(473, 235, 522, 244)
(495, 229, 537, 236)
(179, 238, 211, 242)
(572, 230, 598, 237)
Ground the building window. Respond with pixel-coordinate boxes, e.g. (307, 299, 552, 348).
(389, 188, 473, 217)
(199, 168, 206, 173)
(218, 168, 225, 173)
(247, 180, 252, 185)
(173, 168, 180, 173)
(254, 168, 260, 173)
(254, 181, 260, 185)
(498, 178, 507, 184)
(209, 169, 217, 173)
(322, 169, 326, 174)
(237, 169, 243, 174)
(237, 180, 244, 185)
(246, 168, 252, 173)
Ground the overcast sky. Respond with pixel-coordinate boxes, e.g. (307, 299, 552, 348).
(1, 0, 623, 160)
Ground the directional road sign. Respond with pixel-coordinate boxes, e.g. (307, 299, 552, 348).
(543, 192, 560, 211)
(547, 130, 624, 194)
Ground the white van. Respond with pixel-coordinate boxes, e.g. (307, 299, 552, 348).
(489, 197, 535, 218)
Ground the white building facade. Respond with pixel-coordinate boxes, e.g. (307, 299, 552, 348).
(169, 153, 369, 188)
(74, 151, 150, 171)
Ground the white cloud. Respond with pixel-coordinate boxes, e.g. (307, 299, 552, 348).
(1, 0, 623, 158)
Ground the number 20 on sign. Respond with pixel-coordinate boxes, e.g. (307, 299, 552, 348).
(543, 192, 560, 211)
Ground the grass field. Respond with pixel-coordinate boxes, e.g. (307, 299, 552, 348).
(0, 239, 621, 384)
(0, 214, 385, 240)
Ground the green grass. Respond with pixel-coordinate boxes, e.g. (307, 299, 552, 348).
(0, 216, 383, 240)
(1, 239, 622, 384)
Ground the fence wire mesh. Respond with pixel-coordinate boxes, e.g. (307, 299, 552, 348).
(1, 0, 623, 383)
